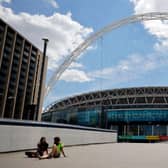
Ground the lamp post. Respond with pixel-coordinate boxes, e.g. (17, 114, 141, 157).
(36, 38, 49, 121)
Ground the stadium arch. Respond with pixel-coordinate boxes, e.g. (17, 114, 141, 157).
(46, 12, 168, 97)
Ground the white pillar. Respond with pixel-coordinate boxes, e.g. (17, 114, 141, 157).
(137, 125, 140, 136)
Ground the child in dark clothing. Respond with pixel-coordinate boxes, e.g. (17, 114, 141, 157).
(25, 137, 49, 158)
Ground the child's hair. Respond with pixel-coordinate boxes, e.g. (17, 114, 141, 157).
(40, 137, 46, 143)
(54, 137, 60, 145)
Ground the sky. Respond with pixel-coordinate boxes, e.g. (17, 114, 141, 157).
(1, 0, 168, 109)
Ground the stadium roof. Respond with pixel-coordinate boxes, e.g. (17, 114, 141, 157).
(45, 86, 168, 112)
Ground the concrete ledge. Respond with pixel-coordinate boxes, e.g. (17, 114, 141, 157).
(0, 119, 117, 152)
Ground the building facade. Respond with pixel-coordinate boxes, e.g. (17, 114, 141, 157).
(42, 87, 168, 142)
(0, 18, 47, 121)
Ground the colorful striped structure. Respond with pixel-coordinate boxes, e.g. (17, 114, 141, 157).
(118, 135, 168, 141)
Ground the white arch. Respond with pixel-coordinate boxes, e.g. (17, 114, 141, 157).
(46, 12, 168, 96)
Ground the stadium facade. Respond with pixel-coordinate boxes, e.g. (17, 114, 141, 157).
(42, 87, 168, 142)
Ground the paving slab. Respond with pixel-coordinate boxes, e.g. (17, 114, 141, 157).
(0, 143, 168, 168)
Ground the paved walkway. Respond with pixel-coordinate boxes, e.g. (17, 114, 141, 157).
(1, 143, 168, 168)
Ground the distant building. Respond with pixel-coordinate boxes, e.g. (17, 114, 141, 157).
(0, 18, 47, 121)
(43, 87, 168, 142)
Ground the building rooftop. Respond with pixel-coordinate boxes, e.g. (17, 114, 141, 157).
(1, 143, 168, 168)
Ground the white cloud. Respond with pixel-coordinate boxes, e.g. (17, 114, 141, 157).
(0, 5, 93, 83)
(61, 69, 92, 83)
(130, 0, 168, 14)
(90, 52, 168, 84)
(69, 62, 84, 69)
(154, 40, 168, 53)
(44, 0, 59, 8)
(130, 0, 168, 52)
(0, 0, 11, 3)
(89, 0, 168, 86)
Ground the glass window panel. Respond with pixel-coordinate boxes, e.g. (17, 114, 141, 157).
(107, 110, 168, 122)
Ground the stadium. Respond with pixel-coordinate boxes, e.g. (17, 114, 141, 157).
(42, 86, 168, 142)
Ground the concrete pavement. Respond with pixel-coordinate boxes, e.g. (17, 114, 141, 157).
(1, 143, 168, 168)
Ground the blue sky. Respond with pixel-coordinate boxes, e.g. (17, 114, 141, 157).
(1, 0, 168, 109)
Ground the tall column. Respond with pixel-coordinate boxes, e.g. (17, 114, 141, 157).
(20, 44, 32, 119)
(137, 125, 140, 136)
(0, 24, 7, 70)
(36, 38, 48, 121)
(11, 39, 25, 118)
(0, 24, 7, 117)
(1, 31, 17, 118)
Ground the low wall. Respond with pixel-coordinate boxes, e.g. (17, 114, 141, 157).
(0, 119, 117, 152)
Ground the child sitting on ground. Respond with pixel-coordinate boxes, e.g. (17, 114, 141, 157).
(39, 136, 66, 159)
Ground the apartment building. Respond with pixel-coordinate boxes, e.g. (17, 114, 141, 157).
(0, 18, 47, 121)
